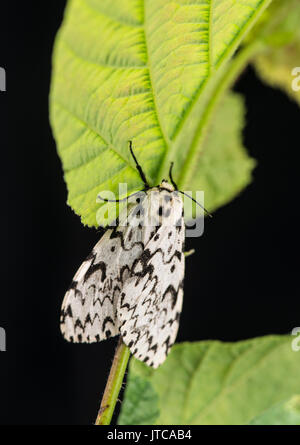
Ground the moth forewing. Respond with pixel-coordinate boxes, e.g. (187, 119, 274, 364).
(60, 203, 146, 343)
(117, 187, 185, 368)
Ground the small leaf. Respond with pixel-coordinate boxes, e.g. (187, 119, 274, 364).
(249, 0, 300, 105)
(254, 41, 300, 106)
(119, 336, 300, 425)
(50, 0, 271, 226)
(249, 395, 300, 425)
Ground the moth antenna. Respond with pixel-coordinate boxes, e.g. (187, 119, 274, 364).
(179, 191, 212, 218)
(129, 141, 149, 189)
(98, 190, 145, 203)
(169, 162, 211, 216)
(169, 162, 178, 190)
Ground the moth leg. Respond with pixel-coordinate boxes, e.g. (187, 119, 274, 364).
(184, 249, 195, 258)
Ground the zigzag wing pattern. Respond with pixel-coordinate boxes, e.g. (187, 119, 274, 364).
(61, 185, 185, 368)
(60, 201, 148, 343)
(117, 189, 185, 368)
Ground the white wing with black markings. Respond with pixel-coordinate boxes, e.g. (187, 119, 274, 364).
(60, 184, 185, 368)
(117, 188, 185, 368)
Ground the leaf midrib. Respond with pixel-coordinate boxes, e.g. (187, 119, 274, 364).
(143, 0, 170, 170)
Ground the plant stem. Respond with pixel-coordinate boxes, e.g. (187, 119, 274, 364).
(95, 337, 131, 425)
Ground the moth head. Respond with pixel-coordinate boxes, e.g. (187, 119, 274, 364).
(159, 180, 175, 193)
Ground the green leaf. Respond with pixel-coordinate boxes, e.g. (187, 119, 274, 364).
(50, 0, 271, 227)
(249, 395, 300, 425)
(119, 336, 300, 425)
(248, 0, 300, 105)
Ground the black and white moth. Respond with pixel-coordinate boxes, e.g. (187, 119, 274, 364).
(60, 143, 208, 368)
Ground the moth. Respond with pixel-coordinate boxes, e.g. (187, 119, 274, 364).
(60, 142, 209, 368)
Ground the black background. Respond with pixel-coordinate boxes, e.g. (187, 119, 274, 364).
(0, 2, 299, 425)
